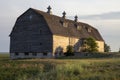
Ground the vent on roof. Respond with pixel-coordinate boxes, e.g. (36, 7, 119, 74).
(74, 15, 81, 30)
(62, 11, 66, 19)
(47, 6, 52, 14)
(74, 15, 78, 22)
(74, 16, 81, 31)
(60, 11, 68, 27)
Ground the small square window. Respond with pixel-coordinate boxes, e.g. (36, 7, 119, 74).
(15, 52, 19, 56)
(32, 53, 37, 56)
(40, 30, 42, 34)
(40, 43, 42, 45)
(24, 52, 29, 56)
(43, 52, 47, 56)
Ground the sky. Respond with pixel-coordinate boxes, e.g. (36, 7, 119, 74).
(0, 0, 120, 52)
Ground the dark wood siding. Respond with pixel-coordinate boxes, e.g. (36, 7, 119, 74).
(10, 9, 53, 53)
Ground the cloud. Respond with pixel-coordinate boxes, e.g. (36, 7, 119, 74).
(78, 12, 120, 20)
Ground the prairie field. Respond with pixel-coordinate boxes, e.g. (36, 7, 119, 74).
(0, 53, 120, 80)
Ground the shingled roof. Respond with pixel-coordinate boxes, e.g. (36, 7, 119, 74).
(28, 8, 104, 41)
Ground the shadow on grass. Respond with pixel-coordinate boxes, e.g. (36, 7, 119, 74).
(56, 52, 120, 59)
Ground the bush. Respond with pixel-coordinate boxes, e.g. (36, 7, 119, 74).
(83, 37, 98, 52)
(64, 45, 74, 56)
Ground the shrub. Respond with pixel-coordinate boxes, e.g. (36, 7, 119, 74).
(64, 45, 74, 56)
(83, 37, 98, 52)
(104, 43, 111, 52)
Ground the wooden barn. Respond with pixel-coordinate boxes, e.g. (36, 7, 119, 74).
(9, 6, 104, 59)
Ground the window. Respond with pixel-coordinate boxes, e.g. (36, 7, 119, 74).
(77, 26, 81, 30)
(15, 52, 19, 56)
(85, 27, 92, 32)
(74, 24, 81, 31)
(29, 15, 33, 20)
(40, 29, 42, 34)
(83, 40, 87, 44)
(88, 28, 91, 32)
(24, 52, 29, 56)
(43, 52, 47, 56)
(32, 53, 37, 56)
(63, 22, 68, 27)
(40, 43, 42, 45)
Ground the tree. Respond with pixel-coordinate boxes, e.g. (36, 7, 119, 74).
(119, 48, 120, 53)
(85, 37, 98, 52)
(104, 43, 111, 52)
(64, 45, 74, 56)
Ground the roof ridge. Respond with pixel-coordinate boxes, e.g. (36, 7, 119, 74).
(31, 8, 90, 25)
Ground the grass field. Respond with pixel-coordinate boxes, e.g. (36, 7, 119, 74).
(0, 53, 120, 80)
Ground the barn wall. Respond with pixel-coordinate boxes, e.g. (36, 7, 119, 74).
(53, 35, 104, 54)
(96, 41, 104, 52)
(10, 53, 53, 59)
(53, 35, 79, 55)
(10, 9, 53, 54)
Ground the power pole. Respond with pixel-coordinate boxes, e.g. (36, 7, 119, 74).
(118, 48, 120, 53)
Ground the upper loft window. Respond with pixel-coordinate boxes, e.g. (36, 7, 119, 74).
(77, 26, 81, 30)
(40, 29, 42, 34)
(87, 28, 92, 32)
(84, 26, 92, 32)
(60, 18, 68, 27)
(29, 15, 33, 20)
(63, 22, 68, 27)
(75, 24, 81, 31)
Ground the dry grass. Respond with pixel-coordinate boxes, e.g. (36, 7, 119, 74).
(0, 53, 120, 80)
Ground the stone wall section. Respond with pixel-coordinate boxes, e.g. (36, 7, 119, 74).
(53, 35, 79, 54)
(96, 41, 104, 52)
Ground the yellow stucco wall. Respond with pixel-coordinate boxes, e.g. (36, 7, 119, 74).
(96, 41, 104, 52)
(53, 35, 79, 54)
(53, 35, 104, 54)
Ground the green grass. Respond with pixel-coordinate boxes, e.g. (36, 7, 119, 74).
(0, 53, 120, 80)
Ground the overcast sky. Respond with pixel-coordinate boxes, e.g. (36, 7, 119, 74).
(0, 0, 120, 52)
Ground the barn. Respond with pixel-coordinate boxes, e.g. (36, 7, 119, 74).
(9, 6, 104, 59)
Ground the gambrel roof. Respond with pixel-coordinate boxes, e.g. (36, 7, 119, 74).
(10, 8, 104, 41)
